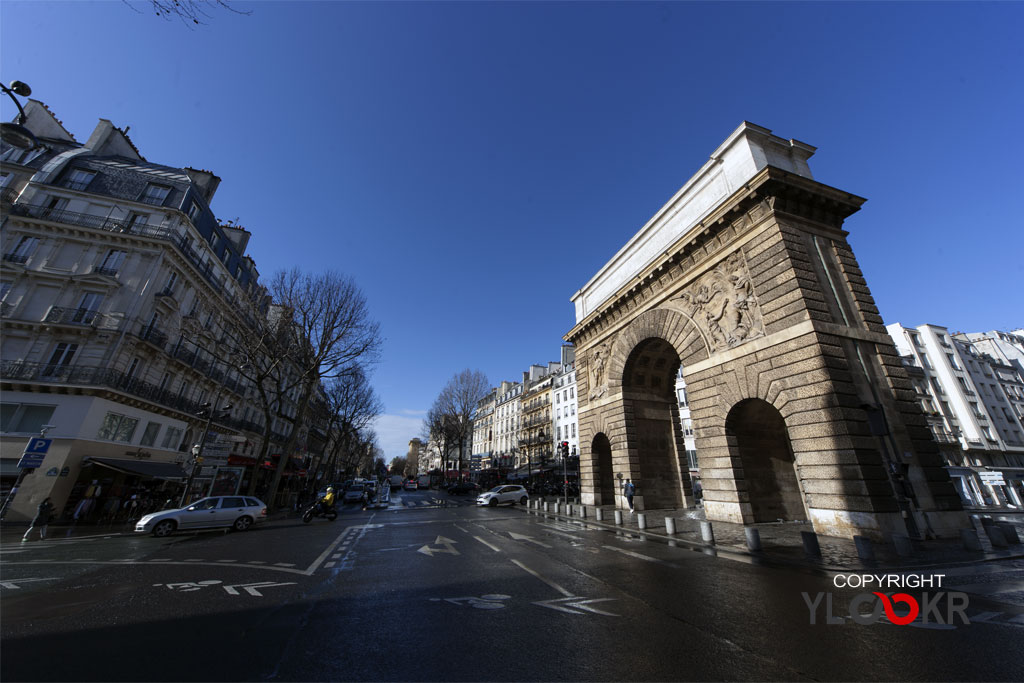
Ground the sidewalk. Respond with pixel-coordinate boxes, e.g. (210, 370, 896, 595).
(526, 498, 1024, 572)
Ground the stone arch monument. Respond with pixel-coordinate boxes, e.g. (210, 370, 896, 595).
(565, 122, 965, 540)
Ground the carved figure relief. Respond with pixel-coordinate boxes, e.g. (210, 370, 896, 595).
(674, 251, 763, 352)
(588, 342, 610, 399)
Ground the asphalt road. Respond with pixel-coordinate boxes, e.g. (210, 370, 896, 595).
(2, 488, 1024, 682)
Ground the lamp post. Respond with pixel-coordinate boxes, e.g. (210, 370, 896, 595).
(179, 400, 232, 507)
(1, 80, 38, 150)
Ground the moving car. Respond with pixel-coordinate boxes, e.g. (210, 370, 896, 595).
(135, 496, 268, 538)
(476, 485, 528, 507)
(403, 479, 418, 491)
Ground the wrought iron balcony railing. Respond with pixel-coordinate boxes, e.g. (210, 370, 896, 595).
(0, 360, 261, 437)
(2, 252, 30, 264)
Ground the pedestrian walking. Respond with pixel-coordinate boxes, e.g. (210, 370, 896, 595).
(22, 497, 54, 542)
(623, 478, 636, 513)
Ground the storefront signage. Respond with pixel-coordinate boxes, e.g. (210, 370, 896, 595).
(979, 471, 1006, 486)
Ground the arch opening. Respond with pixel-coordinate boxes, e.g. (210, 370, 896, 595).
(592, 432, 615, 504)
(726, 399, 807, 522)
(621, 337, 690, 509)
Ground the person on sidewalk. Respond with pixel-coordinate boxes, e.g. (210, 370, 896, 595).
(22, 497, 54, 542)
(623, 479, 636, 513)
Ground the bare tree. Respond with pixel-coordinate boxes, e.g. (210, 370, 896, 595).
(436, 369, 490, 481)
(318, 367, 383, 485)
(262, 269, 382, 509)
(423, 401, 459, 480)
(129, 0, 251, 25)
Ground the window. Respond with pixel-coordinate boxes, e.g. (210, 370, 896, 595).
(42, 342, 78, 376)
(187, 201, 201, 221)
(125, 357, 141, 382)
(141, 183, 171, 206)
(162, 426, 183, 450)
(72, 292, 104, 324)
(210, 232, 220, 251)
(0, 403, 56, 433)
(140, 421, 162, 447)
(97, 412, 139, 443)
(571, 424, 576, 437)
(159, 373, 172, 392)
(97, 249, 127, 275)
(0, 171, 12, 187)
(64, 169, 96, 192)
(161, 271, 178, 296)
(6, 236, 38, 262)
(946, 353, 959, 370)
(126, 212, 149, 232)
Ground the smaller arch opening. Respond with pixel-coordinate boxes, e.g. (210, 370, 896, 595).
(726, 399, 806, 522)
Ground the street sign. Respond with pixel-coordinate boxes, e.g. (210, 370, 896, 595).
(25, 438, 52, 454)
(17, 453, 46, 469)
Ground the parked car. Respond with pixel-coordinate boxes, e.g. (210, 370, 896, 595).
(135, 496, 268, 538)
(342, 484, 367, 504)
(477, 485, 529, 507)
(448, 481, 479, 495)
(403, 479, 418, 491)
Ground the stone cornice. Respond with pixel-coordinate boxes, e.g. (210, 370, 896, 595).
(564, 167, 865, 346)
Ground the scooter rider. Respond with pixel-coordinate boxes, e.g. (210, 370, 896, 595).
(319, 486, 336, 513)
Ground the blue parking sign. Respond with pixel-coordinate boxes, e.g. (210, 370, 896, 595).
(26, 438, 52, 454)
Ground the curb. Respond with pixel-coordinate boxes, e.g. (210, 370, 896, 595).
(522, 505, 1024, 573)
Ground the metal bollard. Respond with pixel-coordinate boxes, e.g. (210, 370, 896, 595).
(700, 520, 715, 544)
(579, 505, 587, 519)
(801, 530, 821, 557)
(960, 528, 983, 552)
(543, 502, 549, 513)
(595, 507, 604, 522)
(637, 513, 647, 530)
(891, 533, 914, 558)
(986, 525, 1008, 548)
(665, 517, 676, 535)
(614, 510, 623, 525)
(854, 535, 875, 561)
(744, 527, 762, 552)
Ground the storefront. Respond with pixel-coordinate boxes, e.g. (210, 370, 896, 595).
(62, 457, 188, 522)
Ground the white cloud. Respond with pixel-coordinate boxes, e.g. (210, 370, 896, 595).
(372, 413, 424, 462)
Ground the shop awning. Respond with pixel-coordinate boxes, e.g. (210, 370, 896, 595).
(83, 457, 187, 481)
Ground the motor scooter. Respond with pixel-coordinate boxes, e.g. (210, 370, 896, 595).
(302, 501, 338, 523)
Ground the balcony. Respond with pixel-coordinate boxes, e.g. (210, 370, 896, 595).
(2, 252, 29, 264)
(136, 325, 169, 350)
(44, 306, 99, 326)
(91, 265, 120, 277)
(1, 360, 257, 435)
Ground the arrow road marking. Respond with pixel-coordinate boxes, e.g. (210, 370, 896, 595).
(508, 532, 552, 548)
(0, 577, 58, 589)
(418, 536, 460, 557)
(533, 596, 619, 617)
(222, 581, 296, 597)
(510, 559, 573, 597)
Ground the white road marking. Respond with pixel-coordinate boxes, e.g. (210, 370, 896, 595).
(222, 581, 296, 596)
(0, 577, 58, 589)
(418, 536, 460, 556)
(473, 536, 501, 552)
(508, 532, 552, 548)
(602, 544, 676, 566)
(511, 559, 573, 597)
(533, 596, 619, 617)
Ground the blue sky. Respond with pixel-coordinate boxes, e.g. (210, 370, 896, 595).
(3, 1, 1022, 461)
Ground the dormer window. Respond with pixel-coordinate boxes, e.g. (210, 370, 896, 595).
(65, 169, 96, 192)
(187, 200, 202, 221)
(141, 183, 171, 206)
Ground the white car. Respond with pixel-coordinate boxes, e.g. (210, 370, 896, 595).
(477, 485, 529, 507)
(135, 496, 268, 537)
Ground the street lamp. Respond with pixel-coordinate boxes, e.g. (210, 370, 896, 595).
(179, 400, 232, 507)
(1, 80, 38, 150)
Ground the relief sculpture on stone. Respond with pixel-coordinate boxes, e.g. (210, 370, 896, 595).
(674, 251, 764, 352)
(588, 341, 610, 400)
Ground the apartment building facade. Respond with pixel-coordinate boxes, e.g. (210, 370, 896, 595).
(888, 323, 1024, 508)
(1, 101, 316, 520)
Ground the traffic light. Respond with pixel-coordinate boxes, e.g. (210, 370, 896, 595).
(561, 442, 569, 458)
